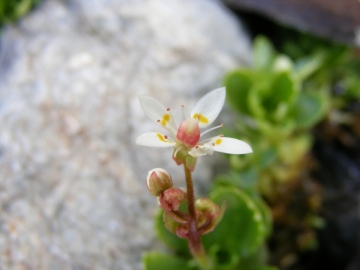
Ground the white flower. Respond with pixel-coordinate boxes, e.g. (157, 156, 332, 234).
(136, 87, 252, 158)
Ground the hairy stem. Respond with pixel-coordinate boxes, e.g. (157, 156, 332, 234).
(184, 165, 211, 269)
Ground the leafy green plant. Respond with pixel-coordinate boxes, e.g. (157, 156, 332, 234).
(141, 31, 359, 270)
(144, 186, 276, 270)
(279, 30, 360, 105)
(225, 36, 329, 198)
(141, 36, 333, 270)
(221, 33, 359, 268)
(136, 88, 276, 269)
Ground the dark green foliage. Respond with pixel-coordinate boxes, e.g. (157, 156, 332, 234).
(143, 252, 194, 270)
(226, 36, 328, 134)
(0, 0, 40, 27)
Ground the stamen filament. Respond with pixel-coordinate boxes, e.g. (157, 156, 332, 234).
(200, 124, 224, 137)
(181, 105, 186, 121)
(165, 136, 175, 143)
(197, 135, 222, 145)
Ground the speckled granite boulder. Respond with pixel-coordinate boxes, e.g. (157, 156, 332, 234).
(0, 0, 251, 269)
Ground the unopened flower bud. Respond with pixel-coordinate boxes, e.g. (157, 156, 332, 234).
(195, 209, 207, 228)
(147, 168, 173, 196)
(197, 201, 226, 235)
(195, 198, 219, 217)
(159, 188, 186, 212)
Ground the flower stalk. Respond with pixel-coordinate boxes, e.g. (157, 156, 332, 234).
(184, 164, 212, 270)
(136, 87, 253, 269)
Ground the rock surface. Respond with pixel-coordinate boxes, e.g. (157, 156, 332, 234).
(223, 0, 360, 46)
(0, 0, 251, 269)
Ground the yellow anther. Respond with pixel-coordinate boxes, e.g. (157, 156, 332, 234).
(215, 138, 222, 145)
(160, 113, 170, 126)
(163, 114, 170, 121)
(157, 133, 167, 142)
(193, 113, 209, 124)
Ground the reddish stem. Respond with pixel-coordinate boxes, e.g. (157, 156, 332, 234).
(184, 165, 210, 269)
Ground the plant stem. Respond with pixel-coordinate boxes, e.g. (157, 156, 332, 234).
(184, 165, 211, 270)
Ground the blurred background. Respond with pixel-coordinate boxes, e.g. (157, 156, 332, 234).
(0, 0, 359, 270)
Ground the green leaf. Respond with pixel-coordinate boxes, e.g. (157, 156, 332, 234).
(263, 71, 296, 113)
(225, 69, 253, 115)
(253, 35, 276, 70)
(344, 75, 360, 99)
(154, 209, 189, 256)
(256, 119, 296, 143)
(251, 267, 278, 270)
(252, 199, 272, 238)
(237, 246, 278, 270)
(13, 0, 32, 19)
(203, 187, 270, 256)
(291, 92, 328, 129)
(0, 0, 39, 25)
(248, 83, 267, 119)
(272, 102, 289, 123)
(293, 53, 324, 81)
(208, 245, 240, 270)
(213, 169, 259, 194)
(214, 168, 272, 202)
(277, 134, 312, 165)
(143, 252, 193, 270)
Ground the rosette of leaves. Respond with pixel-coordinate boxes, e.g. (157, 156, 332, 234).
(224, 36, 329, 198)
(143, 186, 276, 270)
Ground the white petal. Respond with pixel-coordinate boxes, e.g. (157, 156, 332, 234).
(212, 137, 252, 155)
(190, 87, 225, 128)
(136, 132, 176, 147)
(138, 95, 177, 135)
(188, 144, 214, 157)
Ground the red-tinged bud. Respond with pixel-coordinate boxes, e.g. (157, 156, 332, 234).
(199, 201, 226, 235)
(195, 198, 220, 217)
(147, 168, 173, 196)
(159, 188, 186, 212)
(176, 117, 200, 148)
(196, 209, 207, 228)
(176, 224, 189, 238)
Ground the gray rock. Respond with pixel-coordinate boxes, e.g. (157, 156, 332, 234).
(0, 0, 251, 269)
(223, 0, 360, 46)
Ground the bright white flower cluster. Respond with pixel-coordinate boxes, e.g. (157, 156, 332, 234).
(136, 87, 252, 158)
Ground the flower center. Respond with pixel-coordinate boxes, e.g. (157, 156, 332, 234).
(176, 117, 200, 148)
